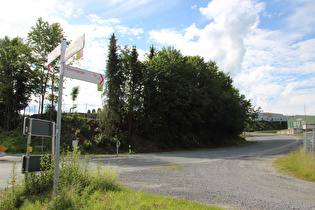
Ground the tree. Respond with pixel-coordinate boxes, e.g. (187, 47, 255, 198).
(0, 36, 37, 130)
(148, 45, 156, 60)
(70, 86, 80, 113)
(103, 33, 124, 138)
(120, 46, 143, 140)
(27, 17, 64, 116)
(141, 47, 252, 148)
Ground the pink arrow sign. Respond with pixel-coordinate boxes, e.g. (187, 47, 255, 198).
(64, 65, 105, 85)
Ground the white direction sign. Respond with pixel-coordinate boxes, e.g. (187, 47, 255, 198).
(64, 65, 105, 85)
(46, 45, 61, 65)
(46, 34, 85, 65)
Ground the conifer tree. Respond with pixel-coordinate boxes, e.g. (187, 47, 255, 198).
(103, 33, 124, 138)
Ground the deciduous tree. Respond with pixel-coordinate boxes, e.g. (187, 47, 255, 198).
(0, 36, 37, 130)
(27, 17, 64, 116)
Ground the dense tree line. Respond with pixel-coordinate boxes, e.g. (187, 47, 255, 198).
(103, 34, 253, 149)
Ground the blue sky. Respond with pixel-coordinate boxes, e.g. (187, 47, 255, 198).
(1, 0, 315, 115)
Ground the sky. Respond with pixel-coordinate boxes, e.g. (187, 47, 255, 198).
(1, 0, 315, 116)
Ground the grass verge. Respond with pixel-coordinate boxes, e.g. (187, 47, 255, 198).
(252, 130, 279, 133)
(274, 148, 315, 182)
(0, 148, 221, 210)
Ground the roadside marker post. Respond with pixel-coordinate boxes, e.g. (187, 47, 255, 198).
(24, 118, 33, 181)
(116, 140, 121, 156)
(0, 146, 7, 152)
(0, 146, 8, 157)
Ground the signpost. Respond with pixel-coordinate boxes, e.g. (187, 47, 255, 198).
(47, 34, 101, 198)
(47, 34, 104, 198)
(64, 65, 104, 85)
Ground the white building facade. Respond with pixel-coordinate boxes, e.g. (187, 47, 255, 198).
(255, 112, 292, 122)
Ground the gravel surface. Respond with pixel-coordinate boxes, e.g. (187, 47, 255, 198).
(119, 152, 315, 209)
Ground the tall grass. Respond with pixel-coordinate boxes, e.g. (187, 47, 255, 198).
(274, 147, 315, 181)
(0, 147, 121, 209)
(1, 148, 221, 210)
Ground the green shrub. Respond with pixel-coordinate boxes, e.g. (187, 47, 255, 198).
(82, 140, 92, 150)
(80, 123, 91, 139)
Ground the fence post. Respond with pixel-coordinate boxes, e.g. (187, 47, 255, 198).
(303, 132, 307, 154)
(312, 131, 315, 158)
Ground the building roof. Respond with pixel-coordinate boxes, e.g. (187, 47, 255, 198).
(288, 115, 315, 124)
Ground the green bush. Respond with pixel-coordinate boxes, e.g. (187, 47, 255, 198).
(82, 140, 92, 150)
(250, 121, 287, 132)
(80, 123, 91, 139)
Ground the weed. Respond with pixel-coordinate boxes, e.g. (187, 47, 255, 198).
(274, 147, 315, 181)
(0, 162, 24, 209)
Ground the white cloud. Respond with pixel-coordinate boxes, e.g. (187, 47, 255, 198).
(115, 26, 144, 36)
(150, 0, 264, 76)
(235, 27, 315, 115)
(0, 0, 56, 38)
(87, 14, 120, 25)
(286, 0, 315, 34)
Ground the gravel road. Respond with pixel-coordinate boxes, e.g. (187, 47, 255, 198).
(117, 134, 315, 210)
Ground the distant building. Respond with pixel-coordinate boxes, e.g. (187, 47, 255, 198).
(287, 115, 315, 130)
(255, 112, 293, 122)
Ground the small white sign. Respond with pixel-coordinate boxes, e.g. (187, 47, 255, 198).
(46, 34, 85, 65)
(46, 45, 61, 65)
(116, 140, 121, 148)
(64, 34, 85, 62)
(72, 140, 78, 148)
(64, 65, 105, 85)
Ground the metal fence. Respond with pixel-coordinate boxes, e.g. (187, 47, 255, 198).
(304, 131, 315, 157)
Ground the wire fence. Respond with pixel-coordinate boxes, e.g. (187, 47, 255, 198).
(23, 103, 102, 116)
(304, 131, 315, 158)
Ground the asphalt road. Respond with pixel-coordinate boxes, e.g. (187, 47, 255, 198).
(89, 133, 302, 170)
(1, 133, 314, 209)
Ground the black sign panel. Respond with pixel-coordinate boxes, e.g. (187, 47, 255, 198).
(23, 118, 55, 137)
(22, 155, 52, 173)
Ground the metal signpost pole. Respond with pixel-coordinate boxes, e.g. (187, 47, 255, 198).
(25, 118, 32, 182)
(53, 38, 67, 198)
(52, 122, 56, 154)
